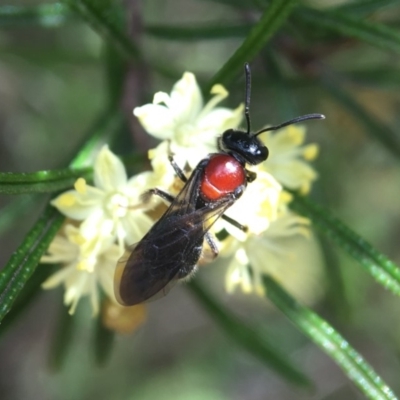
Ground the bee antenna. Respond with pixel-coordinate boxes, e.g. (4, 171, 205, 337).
(254, 113, 325, 137)
(244, 63, 252, 135)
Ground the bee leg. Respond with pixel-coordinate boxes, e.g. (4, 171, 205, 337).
(142, 189, 248, 233)
(168, 155, 188, 183)
(141, 188, 175, 204)
(204, 233, 219, 259)
(221, 214, 248, 232)
(245, 169, 257, 183)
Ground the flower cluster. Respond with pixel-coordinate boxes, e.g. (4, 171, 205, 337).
(41, 146, 156, 316)
(42, 70, 324, 320)
(134, 72, 324, 304)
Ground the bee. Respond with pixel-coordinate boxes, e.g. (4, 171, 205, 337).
(115, 63, 324, 306)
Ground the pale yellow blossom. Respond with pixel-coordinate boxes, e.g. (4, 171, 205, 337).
(259, 124, 319, 194)
(214, 169, 282, 241)
(224, 211, 325, 305)
(51, 145, 154, 251)
(44, 69, 325, 316)
(134, 72, 243, 168)
(41, 225, 120, 315)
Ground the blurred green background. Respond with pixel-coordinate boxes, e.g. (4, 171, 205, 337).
(2, 0, 400, 399)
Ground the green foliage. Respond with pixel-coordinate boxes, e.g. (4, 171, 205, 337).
(264, 276, 397, 400)
(297, 7, 400, 53)
(0, 204, 64, 322)
(0, 167, 92, 194)
(207, 0, 299, 89)
(189, 280, 311, 387)
(61, 0, 140, 60)
(291, 193, 400, 296)
(0, 3, 71, 28)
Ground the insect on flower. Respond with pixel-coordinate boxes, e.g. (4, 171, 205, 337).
(114, 63, 325, 306)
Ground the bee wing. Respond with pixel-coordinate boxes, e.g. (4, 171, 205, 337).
(114, 239, 185, 306)
(114, 195, 235, 306)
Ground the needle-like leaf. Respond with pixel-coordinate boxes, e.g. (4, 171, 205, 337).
(264, 276, 398, 400)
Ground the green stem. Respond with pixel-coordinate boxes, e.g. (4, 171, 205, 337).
(265, 276, 398, 400)
(61, 0, 140, 61)
(290, 193, 400, 297)
(189, 280, 311, 387)
(0, 3, 71, 28)
(0, 108, 122, 323)
(207, 0, 298, 90)
(0, 205, 64, 321)
(0, 167, 92, 195)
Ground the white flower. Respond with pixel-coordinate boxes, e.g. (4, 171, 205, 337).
(213, 169, 282, 241)
(215, 123, 323, 304)
(134, 72, 244, 168)
(259, 124, 319, 194)
(224, 210, 325, 305)
(51, 145, 154, 251)
(146, 141, 178, 192)
(41, 225, 120, 315)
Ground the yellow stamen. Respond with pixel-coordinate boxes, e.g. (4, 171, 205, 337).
(199, 84, 229, 118)
(76, 259, 95, 273)
(303, 144, 319, 160)
(299, 182, 311, 195)
(57, 193, 76, 207)
(148, 148, 156, 160)
(74, 178, 87, 194)
(287, 126, 305, 146)
(280, 191, 293, 205)
(210, 84, 228, 97)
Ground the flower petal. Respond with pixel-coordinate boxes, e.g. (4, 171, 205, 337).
(134, 104, 175, 140)
(169, 142, 212, 170)
(121, 212, 153, 245)
(125, 170, 156, 203)
(41, 233, 78, 264)
(89, 277, 100, 316)
(221, 171, 281, 238)
(169, 72, 203, 122)
(262, 125, 306, 151)
(79, 209, 109, 239)
(42, 264, 75, 289)
(225, 249, 252, 294)
(64, 271, 90, 315)
(50, 185, 103, 221)
(94, 145, 128, 191)
(196, 105, 244, 136)
(147, 142, 177, 190)
(98, 252, 118, 302)
(259, 124, 319, 193)
(245, 228, 325, 305)
(266, 159, 318, 193)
